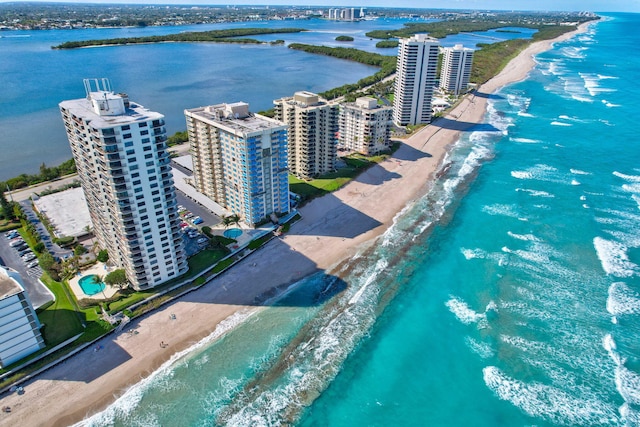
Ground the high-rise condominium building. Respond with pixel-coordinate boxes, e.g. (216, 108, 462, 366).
(393, 34, 440, 126)
(185, 102, 290, 226)
(0, 265, 45, 367)
(60, 78, 188, 290)
(440, 44, 474, 95)
(273, 91, 339, 179)
(339, 97, 393, 155)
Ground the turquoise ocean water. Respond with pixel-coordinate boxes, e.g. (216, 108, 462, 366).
(55, 12, 638, 426)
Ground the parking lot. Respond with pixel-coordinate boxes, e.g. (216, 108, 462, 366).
(0, 231, 52, 308)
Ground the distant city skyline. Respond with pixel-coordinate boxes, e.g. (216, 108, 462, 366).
(7, 0, 640, 13)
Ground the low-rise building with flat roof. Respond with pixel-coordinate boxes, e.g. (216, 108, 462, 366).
(0, 266, 45, 367)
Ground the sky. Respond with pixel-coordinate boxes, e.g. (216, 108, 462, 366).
(7, 0, 640, 12)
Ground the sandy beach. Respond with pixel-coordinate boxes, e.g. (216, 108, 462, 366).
(0, 22, 590, 427)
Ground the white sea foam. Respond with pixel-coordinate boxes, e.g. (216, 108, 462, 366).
(571, 179, 581, 186)
(507, 231, 541, 242)
(551, 121, 573, 127)
(602, 100, 621, 108)
(461, 248, 486, 260)
(516, 188, 555, 198)
(445, 296, 486, 326)
(606, 282, 640, 316)
(613, 171, 640, 182)
(517, 111, 535, 118)
(75, 309, 258, 427)
(593, 237, 638, 278)
(348, 258, 387, 305)
(510, 137, 541, 144)
(483, 366, 619, 425)
(571, 169, 591, 175)
(616, 364, 640, 407)
(482, 204, 520, 218)
(465, 336, 494, 359)
(511, 171, 533, 180)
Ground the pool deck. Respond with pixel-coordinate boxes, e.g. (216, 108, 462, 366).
(68, 263, 119, 300)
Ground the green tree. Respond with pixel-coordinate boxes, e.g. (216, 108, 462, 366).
(74, 245, 88, 256)
(97, 249, 109, 263)
(104, 269, 129, 290)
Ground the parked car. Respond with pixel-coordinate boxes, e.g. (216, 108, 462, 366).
(27, 260, 39, 268)
(18, 247, 32, 256)
(22, 253, 36, 262)
(177, 205, 186, 212)
(9, 239, 25, 247)
(5, 231, 19, 239)
(192, 216, 203, 225)
(197, 237, 209, 244)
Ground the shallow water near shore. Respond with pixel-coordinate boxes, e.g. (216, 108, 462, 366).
(79, 13, 640, 426)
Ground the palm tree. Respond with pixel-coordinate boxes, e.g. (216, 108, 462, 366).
(229, 214, 241, 227)
(92, 274, 106, 299)
(221, 215, 233, 229)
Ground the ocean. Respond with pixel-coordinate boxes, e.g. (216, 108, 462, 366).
(0, 17, 533, 181)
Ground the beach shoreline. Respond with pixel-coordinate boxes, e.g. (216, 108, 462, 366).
(0, 22, 592, 427)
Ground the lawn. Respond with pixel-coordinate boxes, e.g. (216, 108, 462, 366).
(289, 145, 400, 202)
(37, 274, 84, 346)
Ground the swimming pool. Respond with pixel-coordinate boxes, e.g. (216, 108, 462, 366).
(223, 228, 243, 239)
(78, 274, 106, 296)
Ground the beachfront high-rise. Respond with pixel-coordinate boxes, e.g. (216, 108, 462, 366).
(273, 91, 339, 179)
(339, 97, 393, 155)
(185, 102, 290, 226)
(59, 78, 188, 290)
(440, 44, 474, 95)
(393, 34, 440, 126)
(0, 265, 45, 368)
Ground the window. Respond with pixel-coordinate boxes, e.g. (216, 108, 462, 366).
(142, 138, 150, 144)
(143, 146, 151, 151)
(154, 204, 161, 209)
(139, 208, 147, 214)
(126, 149, 135, 156)
(140, 215, 149, 221)
(139, 122, 148, 128)
(149, 176, 157, 181)
(143, 228, 151, 234)
(146, 161, 154, 167)
(153, 197, 161, 203)
(133, 180, 141, 186)
(137, 201, 146, 207)
(131, 172, 140, 178)
(130, 164, 139, 171)
(123, 133, 132, 139)
(152, 190, 160, 196)
(141, 130, 149, 136)
(128, 157, 136, 163)
(125, 141, 134, 148)
(156, 211, 163, 217)
(145, 154, 153, 159)
(122, 125, 130, 131)
(136, 194, 144, 200)
(134, 187, 142, 193)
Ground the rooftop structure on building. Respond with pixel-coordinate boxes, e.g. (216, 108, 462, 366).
(0, 266, 45, 368)
(59, 78, 188, 291)
(185, 102, 290, 226)
(393, 34, 440, 126)
(273, 91, 339, 179)
(339, 97, 393, 155)
(440, 44, 474, 96)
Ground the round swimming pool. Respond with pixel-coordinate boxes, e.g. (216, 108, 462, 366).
(78, 274, 106, 296)
(223, 228, 242, 239)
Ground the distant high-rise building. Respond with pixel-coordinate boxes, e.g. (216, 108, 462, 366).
(440, 44, 474, 95)
(60, 78, 188, 290)
(185, 102, 290, 226)
(327, 7, 357, 21)
(0, 265, 45, 367)
(339, 97, 393, 155)
(393, 34, 440, 126)
(273, 91, 339, 179)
